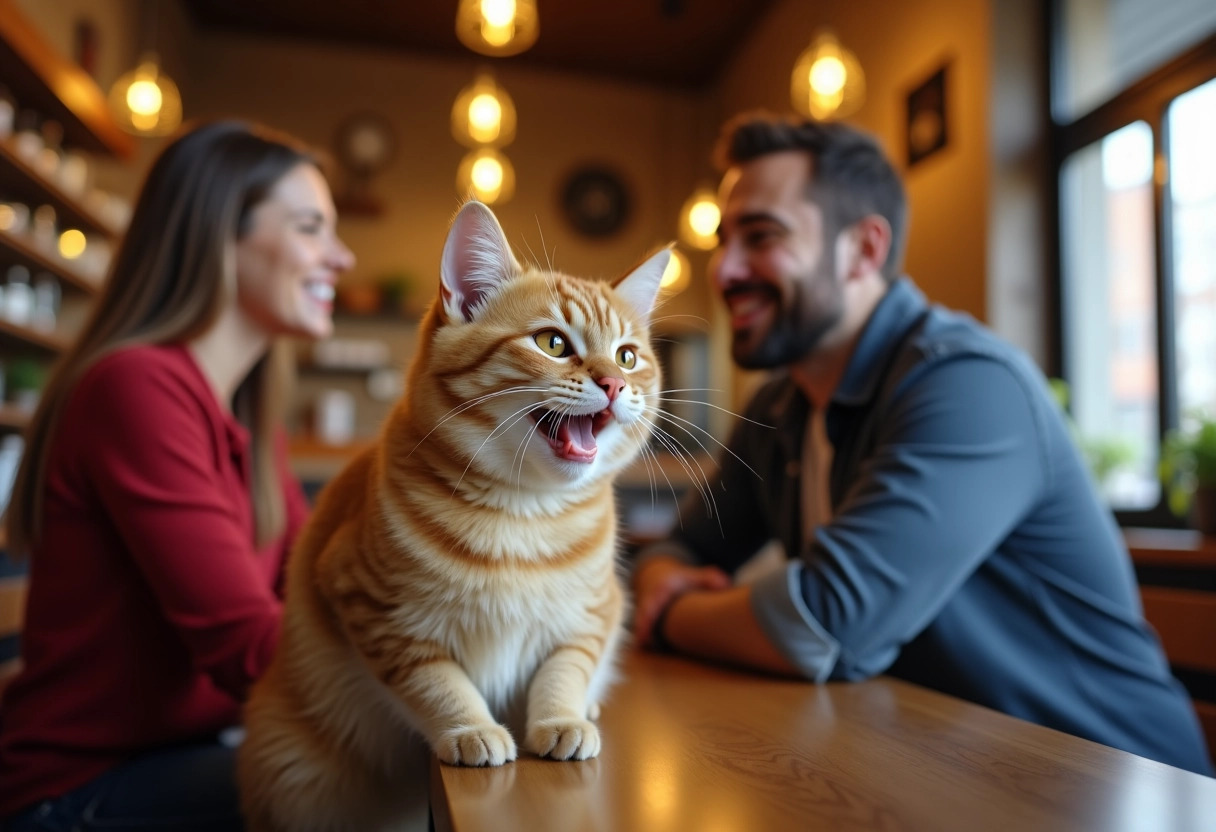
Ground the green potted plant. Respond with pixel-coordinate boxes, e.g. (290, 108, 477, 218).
(6, 358, 45, 413)
(378, 271, 420, 318)
(1159, 416, 1216, 534)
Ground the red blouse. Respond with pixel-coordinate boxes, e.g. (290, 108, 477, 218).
(0, 344, 309, 815)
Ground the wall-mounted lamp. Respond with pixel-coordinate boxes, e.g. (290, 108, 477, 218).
(451, 73, 516, 148)
(790, 31, 865, 121)
(108, 53, 181, 136)
(679, 187, 720, 251)
(457, 147, 515, 205)
(456, 0, 539, 57)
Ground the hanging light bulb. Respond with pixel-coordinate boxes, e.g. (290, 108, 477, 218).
(457, 147, 516, 205)
(108, 53, 181, 136)
(790, 31, 865, 121)
(660, 247, 691, 295)
(451, 73, 517, 148)
(455, 0, 539, 57)
(679, 187, 720, 251)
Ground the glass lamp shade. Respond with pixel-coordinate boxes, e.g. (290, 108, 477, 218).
(108, 54, 182, 136)
(455, 0, 539, 58)
(679, 187, 720, 251)
(457, 147, 516, 205)
(451, 73, 516, 148)
(790, 32, 865, 121)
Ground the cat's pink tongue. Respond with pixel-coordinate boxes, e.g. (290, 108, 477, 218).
(554, 415, 597, 462)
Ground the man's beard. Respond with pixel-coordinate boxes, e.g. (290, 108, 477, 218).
(730, 266, 843, 370)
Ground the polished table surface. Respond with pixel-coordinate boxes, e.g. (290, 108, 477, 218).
(431, 650, 1216, 832)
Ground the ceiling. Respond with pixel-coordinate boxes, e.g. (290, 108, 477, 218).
(178, 0, 778, 88)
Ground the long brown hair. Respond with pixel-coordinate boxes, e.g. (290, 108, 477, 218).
(6, 120, 320, 557)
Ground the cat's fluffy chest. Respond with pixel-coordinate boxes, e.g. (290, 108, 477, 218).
(421, 561, 618, 712)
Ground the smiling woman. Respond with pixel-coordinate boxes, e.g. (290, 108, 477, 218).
(0, 120, 356, 831)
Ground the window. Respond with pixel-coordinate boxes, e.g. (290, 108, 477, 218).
(1053, 6, 1216, 523)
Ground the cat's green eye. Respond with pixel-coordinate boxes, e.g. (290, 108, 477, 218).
(534, 329, 571, 357)
(616, 346, 638, 370)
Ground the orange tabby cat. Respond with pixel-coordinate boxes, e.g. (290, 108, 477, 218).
(238, 201, 669, 832)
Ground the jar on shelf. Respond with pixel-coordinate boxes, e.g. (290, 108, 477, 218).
(4, 264, 33, 324)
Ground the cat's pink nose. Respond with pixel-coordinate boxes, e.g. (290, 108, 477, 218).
(598, 377, 626, 403)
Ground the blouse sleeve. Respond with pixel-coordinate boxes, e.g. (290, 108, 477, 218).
(77, 355, 283, 700)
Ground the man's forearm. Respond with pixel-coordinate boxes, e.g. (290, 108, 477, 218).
(661, 585, 802, 678)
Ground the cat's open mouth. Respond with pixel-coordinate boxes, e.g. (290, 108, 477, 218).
(530, 409, 613, 463)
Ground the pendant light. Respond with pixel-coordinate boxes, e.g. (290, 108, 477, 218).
(455, 0, 539, 58)
(108, 2, 181, 136)
(109, 53, 181, 136)
(790, 31, 865, 121)
(451, 72, 516, 148)
(457, 147, 516, 205)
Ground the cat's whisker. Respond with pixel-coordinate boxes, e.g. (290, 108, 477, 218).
(534, 216, 555, 272)
(648, 425, 723, 535)
(647, 421, 719, 513)
(407, 386, 549, 458)
(643, 392, 775, 431)
(647, 313, 710, 330)
(453, 398, 556, 496)
(648, 406, 765, 485)
(646, 423, 716, 517)
(625, 433, 687, 532)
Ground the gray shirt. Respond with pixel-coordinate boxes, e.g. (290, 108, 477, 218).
(643, 278, 1213, 775)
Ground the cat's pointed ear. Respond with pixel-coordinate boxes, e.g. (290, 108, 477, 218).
(440, 201, 521, 323)
(613, 246, 671, 324)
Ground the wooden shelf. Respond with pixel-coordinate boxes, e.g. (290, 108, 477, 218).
(1124, 527, 1216, 570)
(297, 362, 390, 376)
(0, 317, 66, 354)
(0, 6, 134, 159)
(0, 405, 30, 430)
(0, 141, 122, 239)
(0, 228, 101, 295)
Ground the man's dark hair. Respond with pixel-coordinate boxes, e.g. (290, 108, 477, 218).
(714, 112, 908, 281)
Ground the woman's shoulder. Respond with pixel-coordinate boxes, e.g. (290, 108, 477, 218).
(73, 343, 211, 414)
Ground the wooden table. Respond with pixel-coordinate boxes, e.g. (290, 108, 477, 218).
(431, 650, 1216, 832)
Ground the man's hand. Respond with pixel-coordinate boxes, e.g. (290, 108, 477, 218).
(632, 557, 731, 647)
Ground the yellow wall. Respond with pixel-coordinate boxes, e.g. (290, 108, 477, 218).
(715, 0, 993, 323)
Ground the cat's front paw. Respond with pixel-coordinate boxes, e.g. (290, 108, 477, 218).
(526, 718, 601, 761)
(435, 724, 517, 767)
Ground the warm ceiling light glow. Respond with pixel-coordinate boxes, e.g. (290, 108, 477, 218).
(451, 73, 516, 148)
(125, 79, 163, 116)
(0, 204, 15, 231)
(687, 201, 720, 238)
(660, 248, 691, 294)
(810, 55, 846, 97)
(58, 229, 87, 259)
(457, 147, 515, 204)
(481, 0, 516, 27)
(791, 31, 865, 121)
(471, 156, 504, 193)
(469, 94, 503, 139)
(679, 188, 721, 251)
(456, 0, 538, 57)
(108, 54, 182, 136)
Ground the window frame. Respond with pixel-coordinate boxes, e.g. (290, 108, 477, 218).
(1049, 15, 1216, 527)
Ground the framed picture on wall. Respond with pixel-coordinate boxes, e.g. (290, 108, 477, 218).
(905, 62, 950, 168)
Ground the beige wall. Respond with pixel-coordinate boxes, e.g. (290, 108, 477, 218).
(182, 32, 713, 321)
(715, 0, 993, 324)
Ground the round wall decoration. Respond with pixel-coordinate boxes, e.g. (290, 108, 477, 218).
(335, 112, 397, 177)
(560, 165, 631, 238)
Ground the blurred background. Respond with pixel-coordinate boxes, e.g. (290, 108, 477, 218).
(0, 0, 1214, 532)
